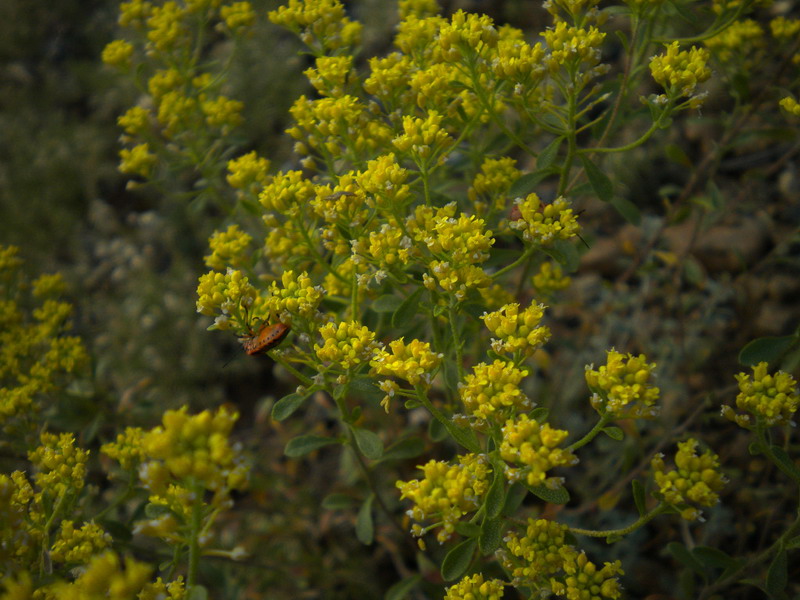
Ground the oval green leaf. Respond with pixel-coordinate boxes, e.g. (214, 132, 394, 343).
(441, 538, 477, 582)
(527, 483, 569, 505)
(385, 576, 421, 600)
(272, 391, 312, 422)
(284, 434, 338, 458)
(356, 495, 374, 545)
(381, 437, 425, 462)
(392, 288, 424, 329)
(479, 517, 503, 555)
(739, 335, 797, 367)
(579, 154, 613, 202)
(353, 427, 384, 460)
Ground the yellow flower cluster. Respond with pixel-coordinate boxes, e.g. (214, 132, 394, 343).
(117, 106, 149, 136)
(371, 338, 443, 387)
(551, 552, 624, 599)
(0, 472, 34, 568)
(195, 268, 256, 323)
(503, 518, 571, 582)
(356, 153, 412, 208)
(543, 22, 605, 70)
(482, 302, 551, 356)
(227, 151, 271, 192)
(29, 432, 89, 497)
(220, 1, 256, 32)
(354, 224, 412, 271)
(649, 42, 711, 99)
(584, 350, 660, 419)
(704, 19, 763, 64)
(49, 551, 153, 600)
(493, 38, 547, 90)
(259, 169, 315, 216)
(50, 521, 111, 565)
(101, 427, 146, 472)
(268, 0, 362, 53)
(445, 573, 505, 600)
(532, 261, 570, 296)
(651, 438, 726, 521)
(499, 414, 577, 487)
(146, 1, 189, 54)
(204, 225, 253, 270)
(139, 405, 249, 495)
(392, 111, 453, 164)
(396, 453, 491, 543)
(118, 143, 156, 177)
(398, 0, 440, 19)
(437, 10, 498, 62)
(770, 16, 800, 38)
(509, 194, 581, 245)
(101, 39, 134, 69)
(780, 97, 800, 117)
(721, 362, 799, 428)
(314, 321, 380, 371)
(267, 270, 324, 322)
(468, 156, 521, 215)
(304, 56, 354, 97)
(459, 360, 531, 425)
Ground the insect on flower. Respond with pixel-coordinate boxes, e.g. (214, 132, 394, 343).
(240, 321, 290, 355)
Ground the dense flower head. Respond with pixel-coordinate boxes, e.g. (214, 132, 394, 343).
(118, 143, 156, 177)
(395, 14, 447, 63)
(220, 1, 256, 32)
(304, 55, 354, 97)
(468, 156, 521, 214)
(195, 268, 256, 322)
(649, 42, 711, 99)
(585, 350, 660, 419)
(500, 414, 577, 487)
(494, 38, 547, 86)
(356, 153, 412, 208)
(482, 302, 551, 356)
(102, 39, 135, 69)
(259, 169, 315, 215)
(543, 22, 605, 70)
(204, 225, 252, 270)
(437, 10, 499, 62)
(50, 521, 111, 565)
(371, 338, 443, 387)
(532, 261, 570, 296)
(651, 438, 726, 521)
(426, 212, 495, 264)
(0, 472, 34, 567)
(200, 95, 244, 132)
(397, 453, 491, 543)
(29, 432, 88, 496)
(551, 551, 624, 600)
(354, 224, 412, 269)
(147, 1, 189, 54)
(704, 19, 764, 64)
(503, 518, 571, 582)
(392, 111, 453, 163)
(509, 194, 581, 245)
(399, 0, 440, 19)
(53, 551, 153, 599)
(779, 97, 800, 117)
(459, 360, 532, 425)
(425, 261, 491, 300)
(102, 427, 147, 472)
(364, 53, 415, 109)
(267, 270, 324, 322)
(268, 0, 362, 52)
(770, 16, 800, 39)
(445, 573, 505, 599)
(117, 106, 150, 136)
(119, 0, 154, 28)
(227, 151, 271, 192)
(139, 405, 248, 494)
(314, 321, 381, 371)
(721, 362, 799, 428)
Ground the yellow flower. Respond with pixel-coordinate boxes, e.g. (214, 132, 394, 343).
(268, 0, 362, 53)
(227, 151, 271, 191)
(314, 321, 381, 371)
(195, 268, 256, 321)
(585, 349, 660, 418)
(722, 361, 799, 428)
(649, 42, 711, 99)
(101, 40, 134, 69)
(445, 573, 505, 600)
(29, 432, 88, 497)
(102, 427, 147, 472)
(509, 194, 580, 245)
(503, 518, 571, 582)
(118, 143, 156, 177)
(500, 414, 577, 487)
(267, 270, 324, 322)
(779, 96, 800, 117)
(651, 438, 726, 521)
(371, 338, 443, 387)
(304, 56, 354, 97)
(482, 302, 550, 356)
(220, 1, 256, 32)
(50, 521, 111, 565)
(532, 261, 570, 296)
(204, 225, 253, 270)
(459, 360, 531, 424)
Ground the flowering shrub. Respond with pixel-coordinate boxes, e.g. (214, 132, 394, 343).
(2, 0, 799, 598)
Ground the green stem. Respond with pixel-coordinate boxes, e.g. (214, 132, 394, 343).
(448, 303, 464, 382)
(585, 119, 661, 154)
(271, 354, 314, 387)
(414, 384, 480, 453)
(568, 414, 612, 452)
(186, 480, 204, 590)
(557, 77, 579, 196)
(569, 503, 669, 538)
(755, 423, 800, 483)
(492, 245, 537, 280)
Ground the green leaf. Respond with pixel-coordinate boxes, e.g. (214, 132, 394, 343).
(667, 542, 705, 576)
(392, 288, 424, 329)
(614, 29, 629, 52)
(664, 143, 691, 167)
(352, 427, 383, 460)
(631, 480, 647, 516)
(552, 239, 580, 272)
(610, 196, 641, 225)
(537, 137, 563, 170)
(502, 482, 528, 516)
(770, 446, 800, 482)
(384, 576, 421, 600)
(785, 536, 800, 550)
(739, 335, 797, 367)
(373, 294, 403, 313)
(381, 437, 425, 462)
(144, 503, 172, 519)
(602, 426, 624, 441)
(97, 519, 133, 543)
(509, 171, 550, 198)
(530, 407, 550, 422)
(485, 462, 506, 519)
(428, 417, 447, 442)
(284, 434, 338, 458)
(272, 390, 313, 422)
(348, 376, 382, 401)
(441, 538, 477, 582)
(691, 546, 740, 572)
(479, 517, 503, 555)
(454, 522, 480, 538)
(356, 495, 374, 545)
(322, 493, 354, 510)
(527, 483, 569, 505)
(766, 550, 787, 596)
(579, 154, 613, 202)
(186, 586, 208, 600)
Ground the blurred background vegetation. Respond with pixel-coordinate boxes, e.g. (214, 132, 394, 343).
(1, 0, 799, 597)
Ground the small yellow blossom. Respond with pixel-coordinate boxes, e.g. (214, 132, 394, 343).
(268, 0, 362, 53)
(146, 1, 188, 54)
(102, 427, 147, 472)
(196, 268, 256, 321)
(721, 361, 799, 428)
(779, 97, 800, 117)
(437, 10, 498, 62)
(259, 169, 315, 216)
(31, 273, 66, 298)
(227, 151, 271, 192)
(585, 349, 660, 418)
(770, 16, 800, 39)
(445, 573, 505, 600)
(314, 321, 381, 371)
(29, 432, 88, 496)
(119, 0, 153, 29)
(503, 518, 572, 582)
(500, 414, 577, 487)
(201, 95, 243, 131)
(651, 438, 726, 521)
(468, 156, 521, 214)
(392, 111, 453, 164)
(204, 225, 253, 270)
(304, 56, 354, 97)
(371, 338, 443, 387)
(50, 521, 111, 565)
(704, 19, 763, 64)
(509, 194, 581, 245)
(267, 270, 324, 322)
(147, 68, 183, 100)
(397, 453, 491, 543)
(101, 39, 134, 69)
(119, 143, 156, 177)
(399, 0, 440, 19)
(554, 551, 624, 599)
(117, 106, 150, 136)
(64, 551, 152, 598)
(459, 360, 532, 425)
(378, 379, 400, 413)
(649, 42, 711, 99)
(543, 22, 605, 70)
(532, 261, 570, 296)
(482, 302, 550, 356)
(220, 1, 256, 32)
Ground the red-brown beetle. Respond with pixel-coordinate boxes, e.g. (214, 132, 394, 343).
(240, 321, 290, 355)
